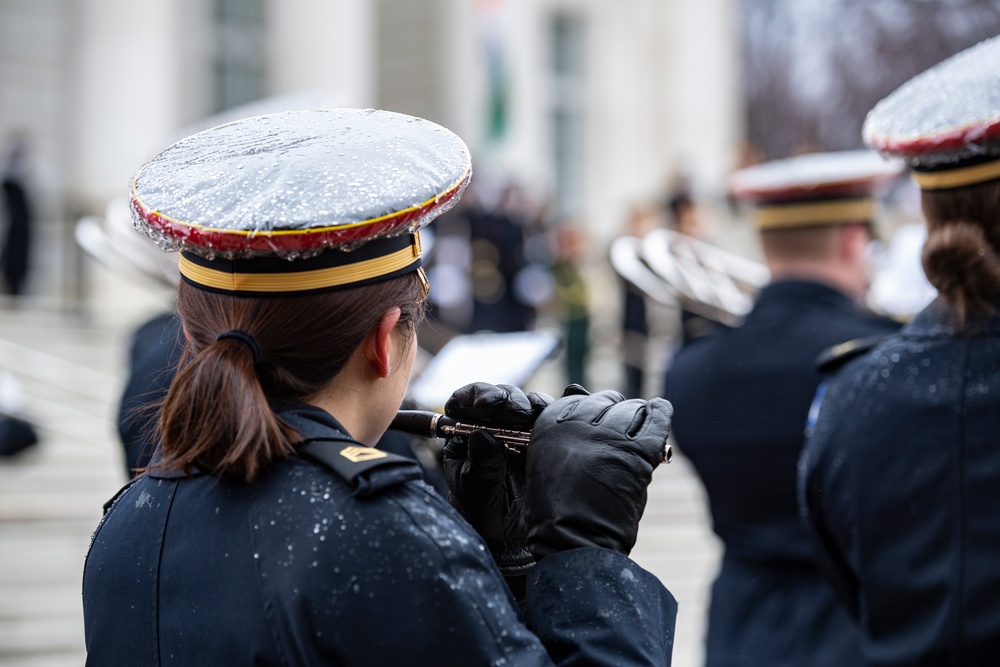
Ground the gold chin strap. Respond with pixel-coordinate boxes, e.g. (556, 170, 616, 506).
(416, 267, 430, 297)
(912, 157, 1000, 190)
(755, 198, 874, 230)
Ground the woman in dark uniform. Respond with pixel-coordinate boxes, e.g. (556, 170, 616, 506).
(800, 37, 1000, 665)
(82, 109, 676, 666)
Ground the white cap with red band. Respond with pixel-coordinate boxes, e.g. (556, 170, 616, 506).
(129, 108, 471, 296)
(728, 150, 904, 231)
(863, 36, 1000, 190)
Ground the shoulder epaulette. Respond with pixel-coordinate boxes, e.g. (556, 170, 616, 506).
(280, 409, 423, 496)
(299, 438, 422, 497)
(815, 334, 886, 374)
(102, 477, 141, 514)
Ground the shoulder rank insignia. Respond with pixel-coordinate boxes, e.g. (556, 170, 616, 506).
(340, 446, 388, 463)
(815, 334, 886, 374)
(300, 439, 422, 497)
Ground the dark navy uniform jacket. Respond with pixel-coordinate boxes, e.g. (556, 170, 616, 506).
(84, 403, 677, 666)
(663, 279, 899, 667)
(800, 299, 1000, 666)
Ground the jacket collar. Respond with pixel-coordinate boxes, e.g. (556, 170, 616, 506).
(146, 402, 352, 480)
(756, 279, 854, 306)
(903, 296, 1000, 338)
(271, 400, 353, 440)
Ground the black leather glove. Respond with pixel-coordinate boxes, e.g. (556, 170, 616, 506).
(442, 383, 553, 583)
(525, 389, 673, 559)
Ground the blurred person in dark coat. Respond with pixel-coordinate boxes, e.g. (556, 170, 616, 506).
(0, 369, 38, 457)
(1, 135, 32, 296)
(664, 151, 902, 667)
(422, 180, 542, 347)
(666, 187, 717, 344)
(800, 38, 1000, 665)
(619, 206, 655, 397)
(467, 182, 535, 333)
(551, 224, 590, 387)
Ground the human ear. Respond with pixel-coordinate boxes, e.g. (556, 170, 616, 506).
(364, 307, 402, 378)
(840, 223, 868, 262)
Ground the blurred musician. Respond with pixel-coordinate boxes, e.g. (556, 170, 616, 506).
(662, 151, 902, 667)
(667, 188, 718, 343)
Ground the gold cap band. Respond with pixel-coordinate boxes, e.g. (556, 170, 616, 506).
(178, 232, 422, 294)
(911, 157, 1000, 190)
(755, 198, 874, 230)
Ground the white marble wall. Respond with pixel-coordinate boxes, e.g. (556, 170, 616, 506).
(441, 0, 742, 244)
(0, 0, 743, 297)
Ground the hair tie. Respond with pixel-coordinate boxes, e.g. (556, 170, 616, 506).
(216, 330, 262, 364)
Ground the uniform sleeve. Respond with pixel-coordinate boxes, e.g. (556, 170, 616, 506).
(275, 484, 676, 667)
(525, 548, 677, 666)
(798, 375, 862, 620)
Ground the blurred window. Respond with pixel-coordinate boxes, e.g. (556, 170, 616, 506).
(549, 13, 585, 219)
(375, 0, 445, 122)
(212, 0, 266, 113)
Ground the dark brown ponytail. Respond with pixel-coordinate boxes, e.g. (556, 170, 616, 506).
(921, 179, 1000, 327)
(155, 273, 425, 482)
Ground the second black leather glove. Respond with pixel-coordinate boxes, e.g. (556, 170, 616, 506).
(525, 390, 673, 560)
(442, 383, 553, 584)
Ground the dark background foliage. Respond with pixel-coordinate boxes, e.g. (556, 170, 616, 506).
(741, 0, 1000, 159)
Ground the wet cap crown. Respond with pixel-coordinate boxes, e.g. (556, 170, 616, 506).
(863, 36, 1000, 190)
(728, 150, 903, 230)
(130, 108, 471, 295)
